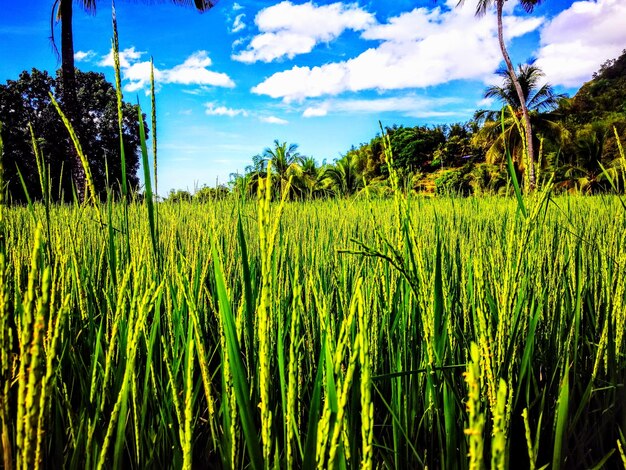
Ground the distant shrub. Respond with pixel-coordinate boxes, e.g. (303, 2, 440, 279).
(435, 166, 473, 196)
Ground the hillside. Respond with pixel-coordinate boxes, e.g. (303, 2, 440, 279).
(565, 48, 626, 123)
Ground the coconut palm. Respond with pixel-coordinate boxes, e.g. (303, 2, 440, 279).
(323, 153, 363, 197)
(475, 64, 567, 183)
(554, 121, 623, 193)
(477, 64, 563, 121)
(50, 0, 218, 198)
(251, 140, 303, 198)
(462, 0, 542, 188)
(291, 156, 333, 200)
(52, 1, 217, 109)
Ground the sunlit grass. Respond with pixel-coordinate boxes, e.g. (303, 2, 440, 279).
(1, 190, 625, 469)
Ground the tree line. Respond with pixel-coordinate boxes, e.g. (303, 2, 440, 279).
(218, 50, 626, 200)
(1, 51, 625, 204)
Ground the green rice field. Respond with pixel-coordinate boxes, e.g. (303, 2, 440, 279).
(1, 186, 626, 469)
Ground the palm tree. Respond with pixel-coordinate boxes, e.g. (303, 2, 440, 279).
(50, 0, 218, 198)
(462, 0, 542, 188)
(477, 64, 563, 121)
(259, 140, 303, 197)
(475, 64, 566, 184)
(243, 140, 304, 198)
(555, 121, 621, 193)
(291, 156, 332, 200)
(323, 153, 363, 197)
(52, 1, 217, 107)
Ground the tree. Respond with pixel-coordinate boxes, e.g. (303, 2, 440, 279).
(290, 156, 331, 200)
(388, 125, 446, 171)
(0, 70, 64, 202)
(0, 69, 143, 203)
(475, 64, 566, 182)
(50, 0, 218, 198)
(258, 140, 303, 197)
(166, 188, 192, 203)
(478, 64, 563, 120)
(52, 0, 218, 107)
(323, 153, 363, 197)
(433, 122, 481, 168)
(464, 0, 542, 188)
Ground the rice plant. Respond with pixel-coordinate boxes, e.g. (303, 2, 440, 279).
(1, 176, 625, 469)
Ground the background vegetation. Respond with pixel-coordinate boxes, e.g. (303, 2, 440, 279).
(1, 51, 625, 204)
(0, 69, 144, 203)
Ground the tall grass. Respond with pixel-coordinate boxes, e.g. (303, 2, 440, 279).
(1, 189, 625, 468)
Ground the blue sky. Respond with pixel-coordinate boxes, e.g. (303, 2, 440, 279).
(1, 0, 625, 195)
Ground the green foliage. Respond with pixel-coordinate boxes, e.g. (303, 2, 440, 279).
(434, 165, 473, 196)
(388, 125, 446, 170)
(569, 49, 626, 122)
(0, 69, 144, 203)
(469, 163, 509, 195)
(549, 50, 626, 191)
(166, 188, 193, 203)
(233, 51, 626, 198)
(323, 153, 363, 197)
(194, 184, 229, 202)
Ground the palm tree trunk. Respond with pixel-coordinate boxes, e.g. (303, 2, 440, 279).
(60, 0, 75, 105)
(496, 0, 536, 190)
(60, 0, 86, 201)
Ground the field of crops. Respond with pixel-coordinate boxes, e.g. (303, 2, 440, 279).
(1, 185, 626, 469)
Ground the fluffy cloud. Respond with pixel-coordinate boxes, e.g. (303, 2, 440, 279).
(260, 116, 289, 124)
(74, 50, 96, 62)
(205, 103, 248, 117)
(535, 0, 626, 88)
(99, 47, 145, 69)
(100, 49, 234, 92)
(302, 95, 460, 118)
(252, 0, 542, 101)
(233, 1, 375, 63)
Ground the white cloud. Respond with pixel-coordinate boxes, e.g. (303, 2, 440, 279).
(303, 106, 328, 117)
(231, 13, 246, 33)
(302, 95, 459, 118)
(252, 0, 542, 101)
(101, 49, 235, 92)
(503, 16, 543, 40)
(205, 103, 249, 117)
(233, 1, 375, 63)
(99, 47, 145, 69)
(260, 116, 289, 124)
(165, 51, 234, 87)
(535, 0, 626, 88)
(477, 97, 495, 108)
(74, 50, 96, 62)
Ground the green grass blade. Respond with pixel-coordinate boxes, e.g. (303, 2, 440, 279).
(151, 58, 158, 198)
(552, 367, 570, 470)
(137, 104, 158, 262)
(502, 107, 527, 218)
(302, 347, 325, 470)
(211, 240, 263, 470)
(49, 92, 100, 218)
(111, 3, 127, 198)
(237, 213, 255, 369)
